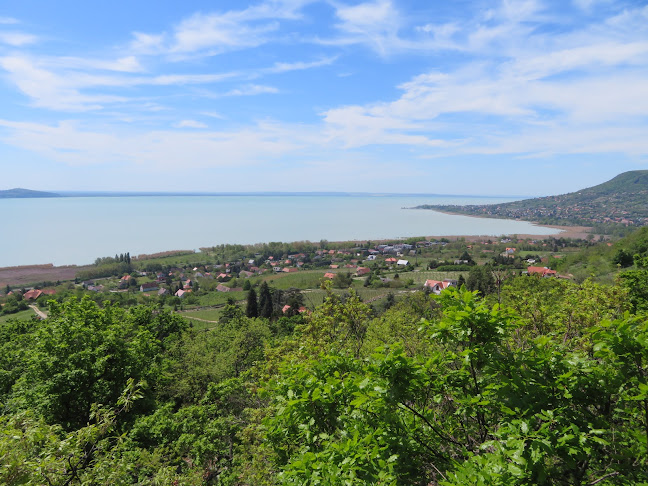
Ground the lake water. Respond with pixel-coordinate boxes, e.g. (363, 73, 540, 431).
(0, 195, 559, 267)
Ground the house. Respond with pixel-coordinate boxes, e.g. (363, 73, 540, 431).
(385, 257, 397, 264)
(397, 259, 409, 266)
(367, 255, 377, 261)
(239, 270, 254, 278)
(158, 288, 169, 296)
(217, 284, 232, 292)
(424, 279, 457, 295)
(355, 267, 371, 276)
(282, 305, 307, 314)
(140, 282, 159, 293)
(324, 272, 336, 279)
(175, 289, 187, 298)
(282, 267, 298, 273)
(23, 289, 42, 300)
(527, 266, 557, 277)
(329, 264, 339, 269)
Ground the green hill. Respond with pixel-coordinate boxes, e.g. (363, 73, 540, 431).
(415, 170, 648, 228)
(0, 188, 60, 198)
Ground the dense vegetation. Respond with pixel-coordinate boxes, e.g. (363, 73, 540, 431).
(415, 170, 648, 231)
(2, 231, 648, 484)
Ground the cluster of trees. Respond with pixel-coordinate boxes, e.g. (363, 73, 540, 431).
(3, 238, 648, 483)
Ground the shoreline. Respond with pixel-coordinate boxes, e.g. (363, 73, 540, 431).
(0, 224, 591, 286)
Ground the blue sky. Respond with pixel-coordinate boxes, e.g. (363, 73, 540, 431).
(0, 0, 647, 196)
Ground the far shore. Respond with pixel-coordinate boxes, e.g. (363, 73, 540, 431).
(0, 224, 592, 287)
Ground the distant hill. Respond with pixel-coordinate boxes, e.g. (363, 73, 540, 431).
(0, 188, 60, 198)
(415, 170, 648, 228)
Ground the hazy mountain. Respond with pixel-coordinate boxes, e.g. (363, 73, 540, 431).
(0, 188, 60, 198)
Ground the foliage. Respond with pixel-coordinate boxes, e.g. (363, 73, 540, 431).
(3, 250, 648, 485)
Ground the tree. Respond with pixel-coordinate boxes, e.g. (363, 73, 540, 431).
(259, 281, 273, 318)
(466, 264, 495, 296)
(10, 297, 181, 429)
(246, 288, 259, 318)
(332, 271, 353, 289)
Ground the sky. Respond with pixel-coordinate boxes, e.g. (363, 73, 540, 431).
(0, 0, 647, 196)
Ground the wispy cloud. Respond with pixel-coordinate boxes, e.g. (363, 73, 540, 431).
(264, 56, 337, 73)
(0, 118, 308, 169)
(174, 119, 208, 129)
(0, 17, 19, 25)
(0, 32, 37, 46)
(224, 84, 279, 96)
(130, 0, 314, 57)
(0, 55, 241, 110)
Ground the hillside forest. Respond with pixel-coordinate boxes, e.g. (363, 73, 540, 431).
(2, 228, 648, 484)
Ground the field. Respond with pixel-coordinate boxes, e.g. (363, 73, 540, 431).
(0, 264, 88, 287)
(0, 308, 38, 324)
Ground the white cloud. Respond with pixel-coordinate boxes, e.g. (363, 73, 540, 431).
(43, 55, 143, 73)
(224, 84, 279, 97)
(0, 17, 18, 25)
(170, 12, 279, 54)
(265, 56, 337, 73)
(175, 120, 208, 128)
(130, 0, 313, 57)
(0, 32, 37, 46)
(0, 118, 308, 169)
(0, 55, 241, 110)
(0, 56, 126, 111)
(329, 0, 402, 55)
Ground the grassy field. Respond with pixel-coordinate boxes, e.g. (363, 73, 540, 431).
(0, 308, 38, 323)
(262, 270, 331, 290)
(180, 309, 223, 330)
(300, 288, 396, 307)
(196, 290, 247, 307)
(408, 270, 466, 284)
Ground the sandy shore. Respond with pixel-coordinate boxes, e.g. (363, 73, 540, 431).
(420, 224, 594, 242)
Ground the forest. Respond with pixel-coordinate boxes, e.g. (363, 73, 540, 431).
(2, 230, 648, 485)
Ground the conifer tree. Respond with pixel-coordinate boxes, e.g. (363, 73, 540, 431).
(246, 288, 259, 318)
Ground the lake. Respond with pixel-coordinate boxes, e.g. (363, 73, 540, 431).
(0, 195, 559, 267)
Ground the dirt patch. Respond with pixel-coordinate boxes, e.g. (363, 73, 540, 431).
(0, 264, 89, 287)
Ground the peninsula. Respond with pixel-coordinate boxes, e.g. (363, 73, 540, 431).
(414, 170, 648, 229)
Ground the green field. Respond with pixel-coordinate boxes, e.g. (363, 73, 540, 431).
(196, 290, 247, 307)
(0, 308, 38, 323)
(262, 270, 331, 289)
(180, 309, 223, 330)
(408, 270, 465, 284)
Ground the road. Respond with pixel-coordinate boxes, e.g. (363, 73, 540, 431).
(29, 304, 48, 320)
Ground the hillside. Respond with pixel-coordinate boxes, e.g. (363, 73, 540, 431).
(415, 170, 648, 227)
(0, 188, 60, 198)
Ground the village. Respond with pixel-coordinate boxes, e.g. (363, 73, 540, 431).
(1, 234, 588, 324)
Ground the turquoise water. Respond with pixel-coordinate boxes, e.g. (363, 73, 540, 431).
(0, 195, 558, 267)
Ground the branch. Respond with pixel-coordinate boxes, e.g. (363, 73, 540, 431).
(399, 402, 464, 447)
(588, 471, 620, 485)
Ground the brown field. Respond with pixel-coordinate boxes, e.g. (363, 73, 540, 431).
(0, 264, 89, 287)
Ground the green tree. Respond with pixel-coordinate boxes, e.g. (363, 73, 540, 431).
(259, 281, 273, 318)
(246, 288, 259, 318)
(466, 264, 495, 296)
